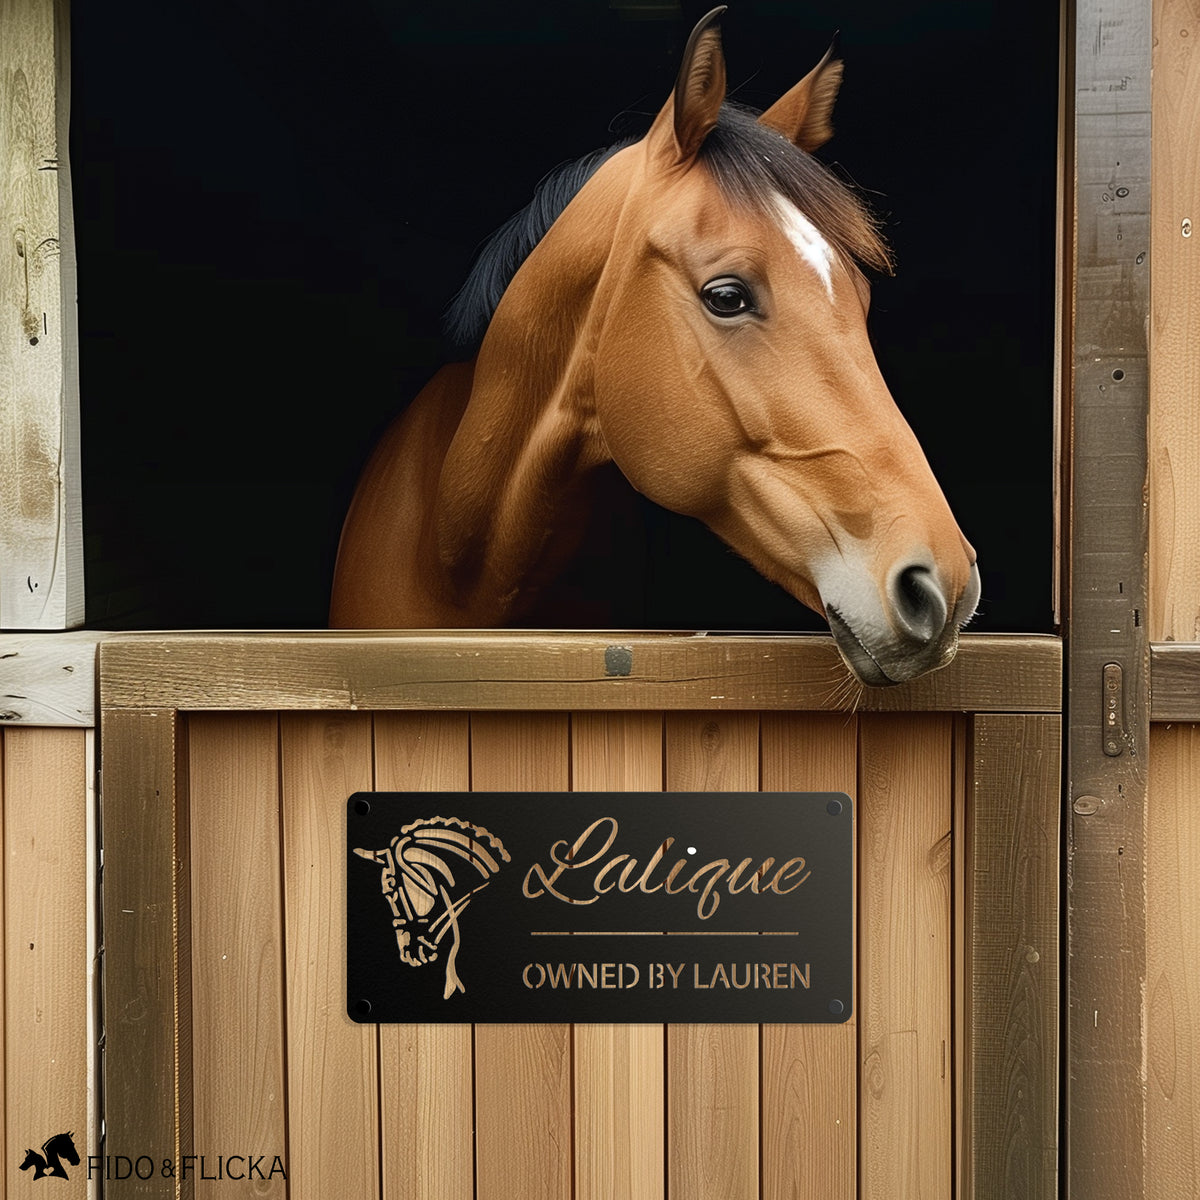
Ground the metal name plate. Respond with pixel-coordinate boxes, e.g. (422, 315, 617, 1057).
(347, 791, 853, 1024)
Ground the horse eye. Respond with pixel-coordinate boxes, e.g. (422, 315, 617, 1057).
(701, 278, 756, 318)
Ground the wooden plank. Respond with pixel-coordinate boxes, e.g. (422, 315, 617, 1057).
(0, 0, 83, 629)
(1067, 0, 1152, 1194)
(760, 713, 857, 1200)
(953, 715, 970, 1200)
(1150, 0, 1200, 643)
(0, 732, 6, 1190)
(280, 713, 377, 1198)
(969, 715, 1061, 1200)
(373, 712, 474, 1200)
(664, 712, 759, 1200)
(1150, 643, 1200, 720)
(101, 709, 187, 1199)
(187, 713, 287, 1196)
(858, 714, 953, 1200)
(1147, 723, 1200, 1196)
(97, 633, 1063, 715)
(0, 631, 107, 726)
(571, 712, 664, 1200)
(4, 728, 89, 1197)
(471, 713, 572, 1200)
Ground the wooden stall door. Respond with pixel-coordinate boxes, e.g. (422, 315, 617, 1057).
(163, 706, 1058, 1200)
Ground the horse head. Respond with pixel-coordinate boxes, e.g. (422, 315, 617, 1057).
(483, 8, 978, 684)
(354, 817, 510, 998)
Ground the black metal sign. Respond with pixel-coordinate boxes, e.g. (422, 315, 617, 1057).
(347, 791, 853, 1023)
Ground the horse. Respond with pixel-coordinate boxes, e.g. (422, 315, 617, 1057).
(19, 1131, 80, 1179)
(330, 7, 980, 686)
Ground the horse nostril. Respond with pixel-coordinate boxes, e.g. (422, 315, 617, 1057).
(891, 566, 948, 645)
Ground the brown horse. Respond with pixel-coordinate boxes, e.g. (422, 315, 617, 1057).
(330, 8, 980, 686)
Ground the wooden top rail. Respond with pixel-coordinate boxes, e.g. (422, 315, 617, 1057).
(97, 631, 1062, 714)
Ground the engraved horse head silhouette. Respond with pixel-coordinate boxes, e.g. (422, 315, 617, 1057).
(355, 816, 510, 999)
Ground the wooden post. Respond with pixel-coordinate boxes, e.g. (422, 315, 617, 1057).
(0, 0, 84, 629)
(1066, 0, 1152, 1195)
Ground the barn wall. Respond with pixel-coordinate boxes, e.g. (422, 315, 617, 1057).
(1146, 0, 1200, 1190)
(0, 726, 95, 1199)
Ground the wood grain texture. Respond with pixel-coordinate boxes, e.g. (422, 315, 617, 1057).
(4, 727, 89, 1198)
(187, 714, 287, 1197)
(1147, 723, 1200, 1196)
(101, 709, 187, 1199)
(664, 712, 759, 1200)
(1150, 0, 1200, 642)
(858, 714, 953, 1200)
(0, 0, 83, 629)
(1067, 3, 1152, 1197)
(1151, 642, 1200, 720)
(373, 712, 474, 1200)
(471, 713, 572, 1200)
(0, 631, 107, 725)
(969, 715, 1060, 1200)
(760, 713, 857, 1200)
(571, 712, 665, 1200)
(280, 714, 378, 1198)
(97, 633, 1063, 715)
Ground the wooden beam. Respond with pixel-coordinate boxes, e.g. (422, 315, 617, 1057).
(1065, 0, 1152, 1195)
(1150, 643, 1200, 721)
(101, 709, 189, 1199)
(0, 0, 84, 629)
(0, 631, 107, 726)
(97, 632, 1062, 715)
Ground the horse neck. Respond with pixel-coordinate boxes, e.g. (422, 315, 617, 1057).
(433, 190, 624, 621)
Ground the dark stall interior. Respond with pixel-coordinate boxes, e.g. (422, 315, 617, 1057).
(72, 0, 1060, 632)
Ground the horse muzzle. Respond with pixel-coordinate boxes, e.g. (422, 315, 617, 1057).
(825, 560, 981, 687)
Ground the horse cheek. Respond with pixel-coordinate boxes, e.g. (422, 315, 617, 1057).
(595, 321, 726, 517)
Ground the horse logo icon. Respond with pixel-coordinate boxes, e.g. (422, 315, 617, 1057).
(354, 816, 509, 999)
(19, 1131, 80, 1180)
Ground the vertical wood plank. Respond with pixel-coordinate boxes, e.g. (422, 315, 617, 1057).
(1150, 0, 1200, 642)
(1067, 2, 1151, 1194)
(373, 712, 474, 1200)
(664, 712, 759, 1200)
(101, 708, 188, 1199)
(280, 714, 377, 1198)
(969, 715, 1061, 1200)
(572, 712, 665, 1200)
(1147, 723, 1200, 1195)
(0, 0, 84, 629)
(472, 712, 572, 1200)
(858, 714, 953, 1200)
(0, 731, 6, 1191)
(760, 713, 857, 1200)
(5, 728, 89, 1197)
(187, 713, 287, 1197)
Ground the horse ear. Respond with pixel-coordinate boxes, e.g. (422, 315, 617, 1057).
(758, 39, 843, 152)
(647, 6, 727, 166)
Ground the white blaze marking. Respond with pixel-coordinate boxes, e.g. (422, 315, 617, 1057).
(773, 196, 835, 300)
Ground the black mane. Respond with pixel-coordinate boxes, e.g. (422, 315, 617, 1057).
(443, 142, 629, 349)
(444, 103, 890, 352)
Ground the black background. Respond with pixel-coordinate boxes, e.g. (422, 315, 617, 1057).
(72, 0, 1060, 631)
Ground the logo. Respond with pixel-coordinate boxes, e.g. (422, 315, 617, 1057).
(20, 1132, 80, 1181)
(353, 815, 510, 999)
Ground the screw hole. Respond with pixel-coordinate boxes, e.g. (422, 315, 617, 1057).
(1112, 369, 1125, 382)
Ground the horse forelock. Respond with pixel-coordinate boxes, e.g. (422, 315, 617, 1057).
(697, 104, 893, 277)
